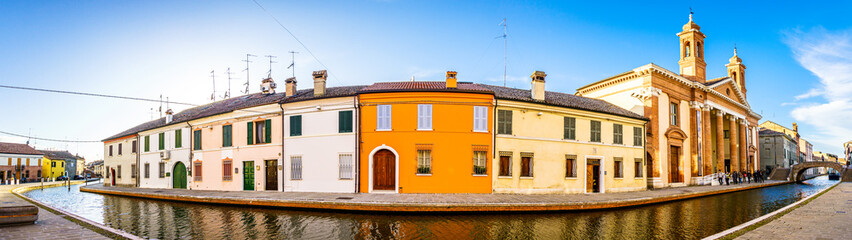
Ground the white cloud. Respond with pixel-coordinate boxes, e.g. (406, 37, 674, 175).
(785, 27, 852, 153)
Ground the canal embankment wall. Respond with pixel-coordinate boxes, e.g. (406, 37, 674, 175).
(80, 180, 790, 213)
(10, 180, 142, 240)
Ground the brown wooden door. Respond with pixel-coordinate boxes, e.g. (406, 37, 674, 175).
(373, 150, 395, 191)
(586, 164, 600, 193)
(265, 160, 278, 191)
(670, 146, 681, 183)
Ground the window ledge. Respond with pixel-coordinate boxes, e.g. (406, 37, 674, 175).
(415, 174, 432, 176)
(520, 176, 534, 179)
(614, 177, 624, 179)
(416, 129, 433, 131)
(473, 130, 488, 133)
(565, 177, 577, 179)
(338, 178, 354, 180)
(498, 176, 512, 179)
(376, 129, 392, 132)
(472, 174, 488, 177)
(290, 179, 303, 181)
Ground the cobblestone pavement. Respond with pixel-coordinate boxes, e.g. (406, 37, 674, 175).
(83, 180, 785, 211)
(0, 182, 108, 240)
(737, 182, 852, 240)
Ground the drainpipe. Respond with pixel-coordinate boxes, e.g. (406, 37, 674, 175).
(355, 94, 361, 193)
(280, 103, 286, 192)
(186, 121, 193, 190)
(492, 97, 497, 193)
(643, 121, 649, 189)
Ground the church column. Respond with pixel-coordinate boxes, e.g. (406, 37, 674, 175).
(740, 120, 748, 172)
(729, 116, 740, 172)
(702, 106, 713, 176)
(690, 103, 700, 177)
(715, 110, 725, 173)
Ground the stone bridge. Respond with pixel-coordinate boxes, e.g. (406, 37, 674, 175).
(790, 161, 848, 182)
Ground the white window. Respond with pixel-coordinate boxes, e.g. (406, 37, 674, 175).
(339, 154, 353, 179)
(473, 106, 487, 132)
(417, 104, 432, 130)
(377, 105, 392, 130)
(291, 156, 302, 180)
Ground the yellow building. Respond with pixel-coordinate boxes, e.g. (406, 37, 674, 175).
(483, 71, 649, 194)
(40, 151, 69, 180)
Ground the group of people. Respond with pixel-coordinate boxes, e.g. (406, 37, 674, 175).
(717, 170, 767, 185)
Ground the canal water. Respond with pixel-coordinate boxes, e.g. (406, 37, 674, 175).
(24, 176, 836, 240)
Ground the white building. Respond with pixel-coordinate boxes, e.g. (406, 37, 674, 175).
(138, 111, 192, 189)
(103, 132, 140, 187)
(282, 71, 362, 193)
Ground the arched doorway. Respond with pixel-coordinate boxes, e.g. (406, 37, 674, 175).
(372, 149, 396, 191)
(110, 168, 116, 186)
(173, 162, 187, 189)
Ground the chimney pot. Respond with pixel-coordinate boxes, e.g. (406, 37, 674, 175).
(446, 71, 458, 88)
(530, 71, 547, 101)
(313, 70, 328, 96)
(285, 77, 297, 97)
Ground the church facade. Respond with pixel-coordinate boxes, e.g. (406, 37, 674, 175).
(576, 14, 761, 187)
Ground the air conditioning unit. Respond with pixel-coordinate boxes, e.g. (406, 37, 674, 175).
(160, 150, 171, 160)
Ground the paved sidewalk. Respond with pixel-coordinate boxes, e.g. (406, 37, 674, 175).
(737, 182, 852, 240)
(82, 180, 787, 212)
(0, 182, 108, 240)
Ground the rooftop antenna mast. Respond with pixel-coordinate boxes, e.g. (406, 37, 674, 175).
(287, 51, 299, 78)
(498, 18, 507, 87)
(210, 70, 216, 101)
(265, 55, 277, 78)
(242, 54, 256, 94)
(159, 94, 163, 118)
(225, 67, 233, 98)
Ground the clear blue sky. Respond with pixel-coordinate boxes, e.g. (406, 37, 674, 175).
(1, 1, 851, 160)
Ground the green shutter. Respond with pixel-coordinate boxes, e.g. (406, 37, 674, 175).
(265, 119, 272, 143)
(193, 130, 201, 150)
(290, 116, 302, 137)
(223, 125, 232, 147)
(247, 122, 254, 145)
(159, 133, 165, 150)
(175, 129, 182, 148)
(145, 136, 150, 152)
(339, 111, 353, 133)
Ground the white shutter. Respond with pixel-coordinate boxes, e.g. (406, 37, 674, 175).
(377, 105, 392, 130)
(417, 104, 432, 130)
(426, 105, 432, 129)
(473, 106, 487, 132)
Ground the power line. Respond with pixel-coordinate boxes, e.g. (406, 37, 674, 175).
(0, 130, 101, 143)
(251, 0, 342, 83)
(0, 84, 201, 107)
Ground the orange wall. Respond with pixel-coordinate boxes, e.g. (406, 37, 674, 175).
(359, 91, 493, 193)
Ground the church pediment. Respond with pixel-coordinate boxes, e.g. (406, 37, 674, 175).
(665, 126, 688, 141)
(707, 78, 749, 107)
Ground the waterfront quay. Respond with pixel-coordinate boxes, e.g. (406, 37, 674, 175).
(81, 180, 786, 212)
(736, 182, 852, 240)
(0, 181, 109, 240)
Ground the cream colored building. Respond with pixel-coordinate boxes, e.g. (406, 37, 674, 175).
(577, 14, 762, 187)
(482, 71, 648, 194)
(103, 134, 139, 187)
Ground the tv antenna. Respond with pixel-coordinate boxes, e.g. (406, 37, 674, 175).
(497, 18, 507, 87)
(287, 51, 299, 78)
(159, 94, 163, 118)
(242, 54, 256, 94)
(210, 70, 216, 101)
(265, 55, 277, 78)
(225, 67, 234, 98)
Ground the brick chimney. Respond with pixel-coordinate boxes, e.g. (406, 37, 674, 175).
(530, 71, 546, 101)
(313, 70, 327, 96)
(446, 71, 457, 88)
(285, 77, 297, 97)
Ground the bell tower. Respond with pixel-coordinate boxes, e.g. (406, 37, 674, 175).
(726, 47, 747, 97)
(677, 13, 707, 82)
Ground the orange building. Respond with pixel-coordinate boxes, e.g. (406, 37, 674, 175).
(358, 72, 493, 193)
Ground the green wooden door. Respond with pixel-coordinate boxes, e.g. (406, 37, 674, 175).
(173, 162, 187, 189)
(243, 161, 254, 191)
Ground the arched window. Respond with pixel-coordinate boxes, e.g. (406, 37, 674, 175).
(684, 42, 691, 58)
(697, 42, 702, 58)
(730, 71, 736, 81)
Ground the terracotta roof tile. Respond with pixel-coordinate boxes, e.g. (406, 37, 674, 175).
(477, 84, 648, 121)
(359, 81, 490, 93)
(0, 142, 42, 155)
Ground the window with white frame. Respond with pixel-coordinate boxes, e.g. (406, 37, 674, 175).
(377, 105, 392, 130)
(473, 106, 488, 132)
(417, 149, 432, 175)
(473, 151, 487, 175)
(417, 104, 432, 130)
(291, 156, 303, 180)
(339, 154, 353, 179)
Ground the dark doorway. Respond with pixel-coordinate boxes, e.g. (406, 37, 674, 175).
(670, 146, 682, 183)
(586, 160, 601, 193)
(265, 160, 278, 191)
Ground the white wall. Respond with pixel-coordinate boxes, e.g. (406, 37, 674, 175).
(138, 125, 191, 189)
(282, 97, 357, 193)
